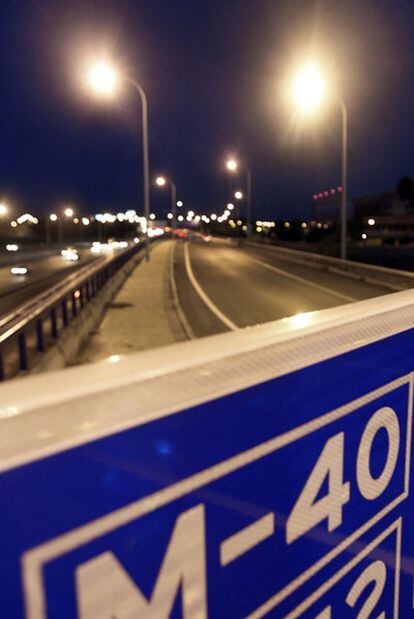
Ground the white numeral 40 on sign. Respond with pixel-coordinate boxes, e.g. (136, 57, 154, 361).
(287, 407, 400, 545)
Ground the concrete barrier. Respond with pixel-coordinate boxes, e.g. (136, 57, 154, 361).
(245, 240, 414, 291)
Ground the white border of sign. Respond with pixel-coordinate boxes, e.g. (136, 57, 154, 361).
(285, 518, 402, 619)
(22, 375, 412, 619)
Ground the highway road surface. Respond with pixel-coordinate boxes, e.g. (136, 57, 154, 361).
(0, 245, 99, 318)
(173, 238, 394, 337)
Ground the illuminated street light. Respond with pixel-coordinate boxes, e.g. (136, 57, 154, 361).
(155, 176, 167, 187)
(155, 175, 177, 228)
(291, 63, 326, 114)
(85, 61, 151, 260)
(234, 191, 243, 200)
(291, 62, 348, 260)
(368, 218, 376, 226)
(0, 203, 8, 216)
(64, 207, 74, 218)
(49, 213, 58, 222)
(87, 62, 118, 97)
(226, 159, 238, 172)
(226, 158, 252, 235)
(177, 200, 183, 207)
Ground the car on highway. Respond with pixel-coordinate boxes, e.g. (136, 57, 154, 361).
(10, 266, 29, 276)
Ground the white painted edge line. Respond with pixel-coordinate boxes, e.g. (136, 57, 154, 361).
(220, 512, 275, 566)
(183, 241, 238, 331)
(247, 254, 357, 303)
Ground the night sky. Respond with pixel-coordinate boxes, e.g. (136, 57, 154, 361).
(1, 0, 414, 220)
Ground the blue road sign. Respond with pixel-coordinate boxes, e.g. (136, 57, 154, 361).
(1, 327, 414, 617)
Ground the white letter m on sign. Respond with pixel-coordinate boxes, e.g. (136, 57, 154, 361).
(76, 504, 207, 619)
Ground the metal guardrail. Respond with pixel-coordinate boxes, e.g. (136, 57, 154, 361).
(0, 243, 142, 381)
(245, 239, 414, 291)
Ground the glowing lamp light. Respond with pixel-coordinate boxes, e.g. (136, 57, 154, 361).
(312, 194, 318, 200)
(368, 218, 376, 226)
(337, 186, 343, 193)
(156, 176, 167, 187)
(318, 193, 323, 199)
(88, 62, 118, 97)
(234, 191, 243, 200)
(177, 200, 183, 207)
(226, 159, 238, 172)
(330, 188, 336, 195)
(49, 213, 58, 222)
(324, 191, 329, 197)
(292, 63, 326, 114)
(64, 207, 74, 218)
(0, 203, 7, 216)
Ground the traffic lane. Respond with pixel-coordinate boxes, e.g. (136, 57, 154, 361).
(0, 250, 100, 317)
(173, 241, 228, 338)
(241, 242, 392, 301)
(175, 240, 353, 335)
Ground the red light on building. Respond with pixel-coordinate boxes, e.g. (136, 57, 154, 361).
(330, 188, 336, 195)
(312, 194, 318, 200)
(324, 191, 329, 197)
(337, 186, 343, 193)
(318, 193, 323, 199)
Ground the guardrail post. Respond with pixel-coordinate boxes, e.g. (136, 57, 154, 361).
(51, 309, 58, 338)
(79, 287, 84, 309)
(85, 281, 91, 302)
(71, 292, 78, 317)
(18, 333, 28, 372)
(36, 320, 45, 353)
(62, 299, 68, 326)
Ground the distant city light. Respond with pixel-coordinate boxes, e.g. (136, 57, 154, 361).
(177, 201, 183, 207)
(167, 212, 173, 220)
(234, 191, 243, 200)
(64, 207, 74, 218)
(82, 217, 90, 226)
(6, 244, 18, 252)
(227, 203, 234, 210)
(368, 218, 376, 226)
(49, 213, 58, 222)
(149, 213, 156, 220)
(178, 215, 184, 222)
(362, 233, 367, 240)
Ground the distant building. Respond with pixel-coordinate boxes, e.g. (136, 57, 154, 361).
(354, 177, 414, 243)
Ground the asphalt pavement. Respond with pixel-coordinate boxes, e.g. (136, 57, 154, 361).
(173, 238, 394, 337)
(0, 246, 99, 318)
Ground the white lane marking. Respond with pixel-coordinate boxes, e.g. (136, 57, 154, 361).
(247, 254, 357, 303)
(220, 512, 275, 566)
(183, 242, 238, 331)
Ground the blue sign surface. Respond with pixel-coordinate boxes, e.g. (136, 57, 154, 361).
(1, 328, 414, 617)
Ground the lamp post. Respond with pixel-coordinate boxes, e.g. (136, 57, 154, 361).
(86, 63, 151, 261)
(155, 176, 177, 229)
(291, 63, 348, 260)
(226, 159, 252, 236)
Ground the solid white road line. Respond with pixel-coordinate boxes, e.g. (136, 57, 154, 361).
(183, 242, 238, 331)
(247, 254, 357, 303)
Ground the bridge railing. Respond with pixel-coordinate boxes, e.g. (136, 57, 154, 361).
(0, 243, 143, 380)
(0, 287, 414, 617)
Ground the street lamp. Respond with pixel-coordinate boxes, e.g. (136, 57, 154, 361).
(234, 191, 243, 200)
(0, 203, 8, 217)
(64, 207, 74, 218)
(155, 175, 177, 229)
(226, 159, 252, 235)
(291, 62, 348, 260)
(86, 61, 151, 261)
